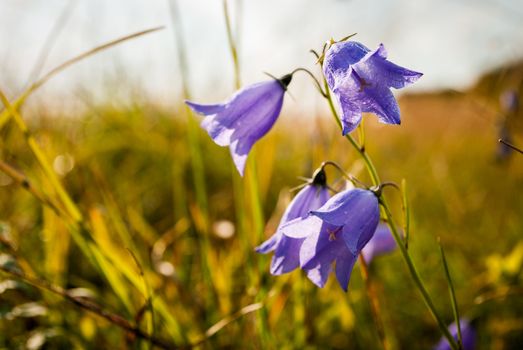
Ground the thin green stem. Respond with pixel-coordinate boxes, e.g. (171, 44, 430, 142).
(439, 241, 463, 349)
(401, 179, 411, 249)
(223, 0, 241, 88)
(290, 68, 327, 97)
(222, 0, 269, 345)
(168, 0, 217, 319)
(382, 204, 458, 350)
(323, 82, 459, 350)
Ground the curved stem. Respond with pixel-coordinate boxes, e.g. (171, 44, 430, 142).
(323, 82, 459, 350)
(321, 160, 366, 188)
(291, 67, 327, 97)
(324, 81, 380, 185)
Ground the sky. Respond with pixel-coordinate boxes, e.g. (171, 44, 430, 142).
(1, 0, 522, 114)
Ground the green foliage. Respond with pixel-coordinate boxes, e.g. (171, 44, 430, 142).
(0, 91, 522, 349)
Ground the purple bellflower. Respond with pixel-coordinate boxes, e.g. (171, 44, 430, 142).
(281, 188, 380, 291)
(185, 74, 292, 176)
(323, 41, 422, 135)
(434, 318, 476, 350)
(361, 224, 397, 263)
(256, 167, 330, 275)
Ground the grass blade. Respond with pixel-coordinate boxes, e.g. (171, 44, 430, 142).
(438, 239, 463, 349)
(401, 178, 410, 249)
(0, 26, 164, 129)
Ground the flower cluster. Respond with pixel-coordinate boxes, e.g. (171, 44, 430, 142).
(257, 165, 401, 291)
(186, 40, 420, 175)
(187, 38, 420, 291)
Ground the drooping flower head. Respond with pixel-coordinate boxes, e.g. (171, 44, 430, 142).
(434, 318, 476, 350)
(361, 224, 397, 264)
(256, 166, 330, 275)
(185, 74, 292, 176)
(282, 188, 380, 291)
(323, 40, 422, 135)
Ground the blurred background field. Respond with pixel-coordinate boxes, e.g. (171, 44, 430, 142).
(1, 1, 523, 349)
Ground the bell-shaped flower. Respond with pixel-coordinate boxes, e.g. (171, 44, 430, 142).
(256, 167, 330, 275)
(281, 188, 380, 291)
(323, 41, 422, 135)
(361, 224, 397, 263)
(185, 75, 292, 176)
(434, 318, 476, 350)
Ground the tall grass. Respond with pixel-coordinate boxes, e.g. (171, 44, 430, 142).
(0, 8, 522, 350)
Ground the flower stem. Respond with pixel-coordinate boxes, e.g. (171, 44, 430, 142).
(323, 84, 459, 350)
(223, 0, 241, 89)
(439, 241, 463, 349)
(290, 68, 327, 97)
(381, 204, 459, 350)
(222, 0, 270, 346)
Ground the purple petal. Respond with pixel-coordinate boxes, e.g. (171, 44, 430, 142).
(255, 231, 281, 254)
(341, 209, 380, 255)
(311, 189, 378, 227)
(335, 249, 358, 292)
(359, 85, 401, 125)
(280, 215, 324, 239)
(257, 185, 328, 249)
(323, 41, 370, 87)
(185, 79, 285, 176)
(434, 318, 476, 350)
(279, 185, 330, 227)
(256, 185, 330, 273)
(329, 70, 363, 135)
(361, 224, 397, 263)
(229, 138, 252, 176)
(333, 72, 400, 127)
(270, 235, 304, 275)
(356, 44, 423, 90)
(185, 101, 226, 115)
(299, 222, 343, 288)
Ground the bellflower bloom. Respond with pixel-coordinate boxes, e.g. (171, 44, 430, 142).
(281, 188, 380, 291)
(256, 168, 330, 275)
(323, 41, 423, 135)
(434, 318, 476, 350)
(185, 74, 292, 176)
(361, 224, 397, 263)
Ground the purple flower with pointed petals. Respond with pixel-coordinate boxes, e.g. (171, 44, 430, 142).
(434, 318, 476, 350)
(281, 188, 380, 291)
(256, 168, 330, 275)
(361, 224, 397, 263)
(185, 75, 292, 176)
(323, 41, 422, 135)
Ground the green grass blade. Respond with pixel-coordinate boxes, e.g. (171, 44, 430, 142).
(438, 240, 463, 349)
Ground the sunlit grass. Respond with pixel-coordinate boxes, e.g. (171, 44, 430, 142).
(0, 87, 522, 348)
